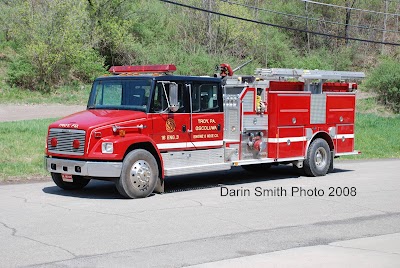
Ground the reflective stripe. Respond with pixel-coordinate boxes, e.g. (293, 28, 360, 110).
(280, 109, 309, 113)
(157, 142, 187, 149)
(329, 108, 354, 112)
(157, 141, 224, 150)
(268, 137, 307, 143)
(334, 134, 354, 139)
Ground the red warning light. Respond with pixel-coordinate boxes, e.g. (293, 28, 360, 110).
(51, 137, 58, 147)
(108, 64, 177, 74)
(72, 139, 80, 149)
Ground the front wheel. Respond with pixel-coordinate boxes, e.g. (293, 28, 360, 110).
(303, 138, 331, 177)
(51, 173, 91, 190)
(116, 149, 158, 198)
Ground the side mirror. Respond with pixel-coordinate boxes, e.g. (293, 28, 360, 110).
(169, 83, 179, 112)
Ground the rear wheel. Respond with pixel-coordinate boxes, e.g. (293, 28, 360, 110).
(116, 149, 158, 198)
(303, 138, 331, 177)
(242, 163, 271, 172)
(51, 173, 90, 190)
(328, 153, 334, 173)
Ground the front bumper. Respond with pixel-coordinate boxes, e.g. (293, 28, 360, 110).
(45, 157, 122, 177)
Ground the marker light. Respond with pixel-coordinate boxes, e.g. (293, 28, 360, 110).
(112, 125, 119, 133)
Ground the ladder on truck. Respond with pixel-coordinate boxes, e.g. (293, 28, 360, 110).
(255, 68, 365, 80)
(255, 68, 365, 93)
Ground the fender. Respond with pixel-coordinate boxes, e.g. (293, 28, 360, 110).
(304, 130, 334, 157)
(121, 134, 165, 179)
(87, 133, 165, 176)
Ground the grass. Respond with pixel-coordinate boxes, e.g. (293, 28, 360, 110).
(356, 97, 393, 117)
(0, 118, 57, 180)
(0, 84, 91, 105)
(350, 113, 400, 159)
(340, 97, 400, 159)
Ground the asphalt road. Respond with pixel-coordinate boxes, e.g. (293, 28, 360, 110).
(0, 159, 399, 267)
(0, 104, 85, 122)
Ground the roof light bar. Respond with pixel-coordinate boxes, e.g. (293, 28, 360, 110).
(108, 64, 177, 74)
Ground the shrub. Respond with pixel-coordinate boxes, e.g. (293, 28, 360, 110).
(365, 59, 400, 113)
(8, 56, 39, 91)
(71, 49, 105, 83)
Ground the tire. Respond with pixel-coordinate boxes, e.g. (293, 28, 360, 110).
(303, 138, 331, 177)
(242, 163, 271, 172)
(328, 152, 334, 173)
(115, 179, 129, 198)
(51, 173, 90, 190)
(116, 149, 158, 198)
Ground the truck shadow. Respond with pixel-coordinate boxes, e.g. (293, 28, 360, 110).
(164, 165, 352, 193)
(42, 165, 353, 199)
(42, 180, 122, 199)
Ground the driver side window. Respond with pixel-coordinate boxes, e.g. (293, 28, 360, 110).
(151, 82, 185, 113)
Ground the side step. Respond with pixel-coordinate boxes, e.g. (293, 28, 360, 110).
(164, 163, 231, 177)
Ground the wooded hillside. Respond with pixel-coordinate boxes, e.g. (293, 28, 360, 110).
(0, 0, 399, 111)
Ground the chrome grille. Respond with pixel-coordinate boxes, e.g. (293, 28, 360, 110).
(47, 128, 86, 155)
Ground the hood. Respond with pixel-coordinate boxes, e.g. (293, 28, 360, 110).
(49, 109, 147, 130)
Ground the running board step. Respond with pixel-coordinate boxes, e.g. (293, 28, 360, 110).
(164, 163, 231, 177)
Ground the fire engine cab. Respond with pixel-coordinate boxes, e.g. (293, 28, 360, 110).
(45, 64, 365, 198)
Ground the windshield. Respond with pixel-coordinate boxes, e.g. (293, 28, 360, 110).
(88, 79, 152, 112)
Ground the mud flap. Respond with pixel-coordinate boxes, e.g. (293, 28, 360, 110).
(153, 178, 164, 194)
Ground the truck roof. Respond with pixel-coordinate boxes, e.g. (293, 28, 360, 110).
(95, 75, 221, 83)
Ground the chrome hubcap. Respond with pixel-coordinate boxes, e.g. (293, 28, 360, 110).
(130, 160, 152, 190)
(315, 147, 327, 168)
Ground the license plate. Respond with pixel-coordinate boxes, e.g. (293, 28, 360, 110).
(61, 174, 73, 182)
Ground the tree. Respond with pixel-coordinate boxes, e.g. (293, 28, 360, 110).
(6, 0, 104, 91)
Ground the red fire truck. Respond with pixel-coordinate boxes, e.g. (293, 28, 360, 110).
(45, 64, 365, 198)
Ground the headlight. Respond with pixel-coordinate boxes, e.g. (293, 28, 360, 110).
(102, 142, 114, 154)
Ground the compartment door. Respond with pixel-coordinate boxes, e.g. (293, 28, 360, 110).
(277, 127, 305, 159)
(335, 124, 354, 153)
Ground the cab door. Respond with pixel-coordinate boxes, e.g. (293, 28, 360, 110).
(150, 81, 191, 151)
(189, 82, 224, 149)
